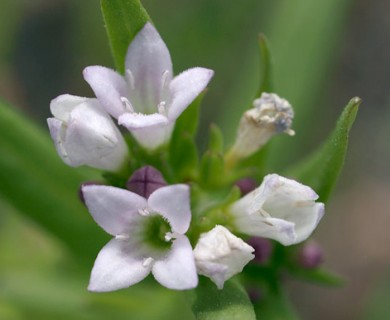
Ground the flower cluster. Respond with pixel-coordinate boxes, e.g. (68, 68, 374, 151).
(48, 23, 324, 291)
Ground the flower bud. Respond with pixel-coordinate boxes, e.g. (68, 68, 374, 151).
(193, 225, 254, 289)
(297, 241, 324, 269)
(126, 166, 167, 198)
(228, 93, 294, 160)
(235, 178, 257, 196)
(47, 94, 128, 171)
(246, 237, 272, 264)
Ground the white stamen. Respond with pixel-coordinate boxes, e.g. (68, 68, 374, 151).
(120, 97, 135, 113)
(115, 234, 130, 240)
(143, 257, 154, 268)
(164, 232, 178, 242)
(138, 208, 150, 216)
(285, 128, 295, 136)
(125, 69, 135, 90)
(157, 101, 166, 115)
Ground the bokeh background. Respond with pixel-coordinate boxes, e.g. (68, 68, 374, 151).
(0, 0, 389, 319)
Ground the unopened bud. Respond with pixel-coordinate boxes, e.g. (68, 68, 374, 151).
(235, 178, 257, 196)
(297, 241, 324, 269)
(246, 237, 273, 264)
(126, 166, 167, 198)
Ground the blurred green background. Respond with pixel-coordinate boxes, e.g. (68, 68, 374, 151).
(0, 0, 389, 319)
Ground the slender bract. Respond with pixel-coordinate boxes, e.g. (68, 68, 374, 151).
(287, 97, 361, 202)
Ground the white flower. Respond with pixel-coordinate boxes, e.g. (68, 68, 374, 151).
(229, 174, 324, 246)
(83, 22, 214, 150)
(193, 225, 254, 289)
(229, 92, 294, 159)
(82, 184, 197, 291)
(47, 94, 128, 171)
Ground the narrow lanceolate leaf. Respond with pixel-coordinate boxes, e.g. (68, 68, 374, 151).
(289, 267, 344, 287)
(101, 0, 151, 73)
(287, 97, 361, 202)
(0, 101, 107, 265)
(257, 34, 274, 96)
(189, 277, 256, 320)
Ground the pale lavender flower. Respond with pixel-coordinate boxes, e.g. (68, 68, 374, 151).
(82, 184, 197, 291)
(83, 23, 214, 150)
(47, 94, 128, 171)
(229, 174, 325, 246)
(193, 225, 254, 289)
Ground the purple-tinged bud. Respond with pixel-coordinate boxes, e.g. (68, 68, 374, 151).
(297, 241, 324, 269)
(246, 237, 273, 264)
(235, 178, 257, 195)
(126, 166, 167, 198)
(79, 181, 103, 205)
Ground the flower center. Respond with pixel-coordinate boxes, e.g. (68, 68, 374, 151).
(141, 214, 172, 251)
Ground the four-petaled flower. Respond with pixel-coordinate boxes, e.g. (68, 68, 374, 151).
(229, 174, 325, 246)
(82, 184, 198, 291)
(84, 22, 214, 150)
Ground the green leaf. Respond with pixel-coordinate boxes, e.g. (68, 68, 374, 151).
(173, 92, 204, 139)
(0, 101, 107, 265)
(254, 288, 299, 320)
(289, 267, 344, 287)
(189, 277, 256, 320)
(287, 97, 361, 202)
(199, 151, 224, 189)
(169, 93, 204, 182)
(257, 33, 274, 96)
(208, 124, 224, 153)
(199, 124, 225, 188)
(169, 133, 199, 182)
(101, 0, 151, 73)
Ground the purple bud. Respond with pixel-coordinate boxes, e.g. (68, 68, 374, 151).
(246, 237, 273, 264)
(79, 181, 102, 205)
(297, 241, 324, 269)
(126, 166, 167, 198)
(235, 178, 257, 195)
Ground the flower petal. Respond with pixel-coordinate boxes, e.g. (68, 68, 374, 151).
(82, 185, 147, 236)
(234, 214, 297, 246)
(152, 236, 197, 290)
(47, 118, 70, 165)
(292, 202, 325, 243)
(88, 238, 151, 292)
(50, 94, 89, 122)
(119, 115, 174, 150)
(148, 184, 191, 234)
(125, 23, 173, 114)
(83, 66, 128, 119)
(118, 112, 168, 129)
(167, 67, 214, 120)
